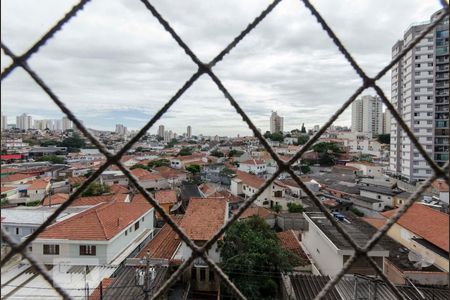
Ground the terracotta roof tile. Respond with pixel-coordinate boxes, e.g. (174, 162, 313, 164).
(38, 197, 152, 240)
(382, 203, 449, 251)
(137, 216, 183, 260)
(153, 166, 186, 179)
(362, 217, 386, 230)
(131, 168, 164, 181)
(154, 190, 177, 205)
(276, 230, 309, 266)
(432, 179, 449, 192)
(42, 193, 70, 206)
(2, 173, 35, 182)
(89, 278, 114, 300)
(27, 179, 49, 190)
(1, 186, 17, 193)
(234, 170, 265, 189)
(239, 205, 274, 219)
(180, 197, 227, 241)
(209, 190, 242, 203)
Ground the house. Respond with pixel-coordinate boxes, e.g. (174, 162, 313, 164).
(1, 173, 36, 186)
(238, 159, 266, 175)
(100, 170, 129, 186)
(153, 166, 187, 187)
(431, 179, 449, 204)
(346, 161, 384, 177)
(280, 177, 320, 197)
(380, 203, 449, 272)
(301, 212, 389, 276)
(359, 185, 396, 207)
(173, 197, 228, 294)
(230, 170, 289, 210)
(154, 189, 178, 218)
(1, 186, 19, 201)
(32, 195, 155, 265)
(42, 193, 70, 206)
(130, 168, 166, 190)
(26, 179, 50, 202)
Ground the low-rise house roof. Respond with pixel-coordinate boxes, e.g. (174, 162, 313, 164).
(38, 197, 152, 241)
(382, 203, 449, 252)
(137, 216, 183, 260)
(239, 205, 274, 219)
(277, 230, 310, 266)
(432, 179, 449, 192)
(241, 159, 265, 165)
(153, 166, 186, 179)
(180, 197, 227, 241)
(130, 168, 164, 181)
(27, 179, 50, 190)
(2, 173, 35, 183)
(42, 193, 70, 206)
(359, 185, 396, 196)
(154, 190, 177, 205)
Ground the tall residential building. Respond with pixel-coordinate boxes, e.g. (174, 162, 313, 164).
(390, 9, 449, 182)
(382, 110, 391, 134)
(16, 113, 32, 130)
(115, 124, 127, 136)
(1, 115, 7, 131)
(186, 125, 192, 138)
(351, 95, 383, 138)
(270, 111, 284, 133)
(62, 116, 73, 131)
(158, 125, 165, 138)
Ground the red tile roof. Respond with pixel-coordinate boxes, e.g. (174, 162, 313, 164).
(89, 278, 114, 300)
(38, 197, 152, 240)
(241, 159, 265, 165)
(110, 184, 129, 194)
(0, 167, 19, 174)
(131, 168, 164, 181)
(154, 190, 177, 205)
(277, 230, 310, 266)
(362, 217, 386, 230)
(137, 216, 183, 260)
(71, 195, 116, 207)
(68, 176, 86, 186)
(180, 197, 227, 241)
(1, 186, 17, 193)
(239, 205, 274, 219)
(2, 173, 35, 182)
(199, 183, 216, 196)
(42, 193, 70, 206)
(234, 170, 265, 189)
(153, 166, 186, 179)
(382, 203, 449, 252)
(209, 190, 242, 203)
(27, 179, 49, 190)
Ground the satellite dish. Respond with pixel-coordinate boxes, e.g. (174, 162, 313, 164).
(408, 250, 435, 269)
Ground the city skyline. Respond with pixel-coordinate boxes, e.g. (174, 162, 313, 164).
(0, 0, 441, 136)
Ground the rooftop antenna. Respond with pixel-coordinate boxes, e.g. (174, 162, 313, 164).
(408, 250, 434, 270)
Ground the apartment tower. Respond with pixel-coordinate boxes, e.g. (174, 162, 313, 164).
(390, 9, 449, 182)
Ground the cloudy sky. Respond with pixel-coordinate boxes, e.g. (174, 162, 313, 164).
(1, 0, 443, 136)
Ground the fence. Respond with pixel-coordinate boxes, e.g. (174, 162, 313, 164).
(1, 0, 449, 299)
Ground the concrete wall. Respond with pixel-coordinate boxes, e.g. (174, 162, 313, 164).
(3, 224, 38, 243)
(301, 219, 343, 276)
(277, 214, 307, 231)
(360, 190, 394, 207)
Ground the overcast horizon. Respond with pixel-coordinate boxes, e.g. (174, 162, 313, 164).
(1, 0, 443, 136)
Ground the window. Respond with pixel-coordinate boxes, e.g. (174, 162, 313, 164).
(43, 244, 59, 255)
(125, 230, 128, 236)
(209, 270, 215, 282)
(16, 228, 19, 235)
(80, 245, 96, 256)
(141, 217, 144, 222)
(191, 267, 197, 281)
(135, 221, 140, 230)
(377, 195, 381, 200)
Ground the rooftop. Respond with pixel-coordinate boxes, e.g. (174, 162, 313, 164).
(154, 189, 177, 205)
(180, 197, 227, 241)
(382, 203, 449, 252)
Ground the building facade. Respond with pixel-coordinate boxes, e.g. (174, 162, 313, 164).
(351, 95, 383, 138)
(16, 113, 32, 130)
(390, 9, 449, 182)
(270, 111, 284, 133)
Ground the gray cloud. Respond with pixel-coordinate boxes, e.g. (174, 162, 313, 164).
(1, 0, 442, 136)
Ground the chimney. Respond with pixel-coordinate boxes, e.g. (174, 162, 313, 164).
(117, 217, 123, 227)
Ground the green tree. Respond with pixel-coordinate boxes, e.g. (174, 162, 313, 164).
(60, 134, 86, 151)
(300, 165, 311, 174)
(82, 182, 111, 197)
(36, 155, 64, 164)
(185, 164, 200, 174)
(273, 203, 282, 213)
(40, 140, 59, 147)
(228, 149, 244, 157)
(219, 167, 235, 177)
(377, 134, 390, 144)
(287, 202, 304, 213)
(312, 142, 342, 166)
(269, 132, 284, 142)
(178, 147, 193, 156)
(263, 131, 271, 139)
(130, 164, 148, 170)
(220, 216, 295, 300)
(296, 135, 309, 145)
(147, 159, 170, 169)
(210, 150, 224, 157)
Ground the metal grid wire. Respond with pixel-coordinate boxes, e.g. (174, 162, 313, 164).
(1, 0, 449, 299)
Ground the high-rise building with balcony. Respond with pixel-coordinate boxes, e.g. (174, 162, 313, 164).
(187, 125, 192, 138)
(16, 113, 32, 130)
(390, 9, 449, 182)
(158, 125, 165, 138)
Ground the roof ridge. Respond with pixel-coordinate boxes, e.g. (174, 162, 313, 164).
(94, 208, 109, 239)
